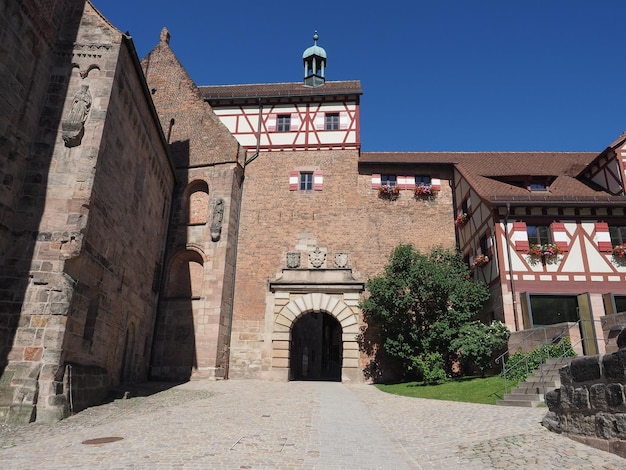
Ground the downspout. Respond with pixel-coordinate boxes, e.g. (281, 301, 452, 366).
(224, 100, 263, 378)
(505, 203, 520, 331)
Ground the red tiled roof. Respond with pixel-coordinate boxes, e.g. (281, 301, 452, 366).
(360, 151, 626, 205)
(199, 81, 362, 101)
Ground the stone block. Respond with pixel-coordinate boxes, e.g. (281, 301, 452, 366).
(573, 386, 590, 410)
(271, 357, 289, 368)
(590, 383, 608, 411)
(545, 389, 561, 412)
(560, 385, 574, 410)
(609, 439, 626, 458)
(567, 413, 596, 436)
(570, 356, 601, 382)
(603, 353, 626, 381)
(597, 413, 616, 439)
(607, 383, 625, 409)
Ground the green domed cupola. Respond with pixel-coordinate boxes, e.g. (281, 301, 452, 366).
(303, 31, 326, 87)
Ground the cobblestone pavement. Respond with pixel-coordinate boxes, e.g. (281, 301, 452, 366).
(1, 380, 624, 469)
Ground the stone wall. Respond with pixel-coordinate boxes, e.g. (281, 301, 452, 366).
(543, 331, 626, 458)
(142, 30, 246, 381)
(0, 0, 87, 425)
(0, 1, 175, 424)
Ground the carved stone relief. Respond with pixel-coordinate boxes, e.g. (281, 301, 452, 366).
(286, 252, 301, 268)
(210, 198, 225, 241)
(62, 84, 91, 147)
(308, 247, 326, 269)
(334, 252, 349, 268)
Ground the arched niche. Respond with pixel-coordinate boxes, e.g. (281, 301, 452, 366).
(183, 180, 209, 225)
(164, 249, 205, 298)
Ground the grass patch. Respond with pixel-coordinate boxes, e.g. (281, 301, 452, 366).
(376, 375, 517, 405)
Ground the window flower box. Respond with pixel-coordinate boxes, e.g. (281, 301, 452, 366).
(378, 185, 400, 200)
(472, 254, 490, 268)
(455, 213, 469, 227)
(528, 243, 562, 259)
(414, 184, 435, 197)
(614, 244, 626, 260)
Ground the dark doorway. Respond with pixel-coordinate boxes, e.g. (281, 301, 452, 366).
(290, 312, 342, 381)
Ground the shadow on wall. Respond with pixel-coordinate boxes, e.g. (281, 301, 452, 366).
(150, 139, 198, 381)
(0, 1, 83, 407)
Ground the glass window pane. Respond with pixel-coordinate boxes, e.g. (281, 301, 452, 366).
(381, 175, 396, 187)
(529, 295, 578, 326)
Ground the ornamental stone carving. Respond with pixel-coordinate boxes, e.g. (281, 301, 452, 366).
(210, 198, 225, 242)
(62, 84, 91, 147)
(308, 247, 326, 269)
(286, 252, 301, 268)
(334, 252, 349, 268)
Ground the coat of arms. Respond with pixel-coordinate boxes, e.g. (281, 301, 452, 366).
(334, 252, 349, 268)
(308, 247, 326, 269)
(286, 252, 301, 268)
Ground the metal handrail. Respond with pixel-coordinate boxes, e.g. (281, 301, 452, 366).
(499, 320, 585, 396)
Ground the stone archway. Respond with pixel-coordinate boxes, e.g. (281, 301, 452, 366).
(271, 293, 361, 382)
(291, 312, 342, 381)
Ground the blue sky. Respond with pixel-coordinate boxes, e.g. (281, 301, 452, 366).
(96, 1, 626, 152)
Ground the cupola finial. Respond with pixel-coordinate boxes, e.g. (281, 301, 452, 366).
(302, 31, 327, 87)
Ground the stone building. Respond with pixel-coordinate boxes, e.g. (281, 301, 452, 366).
(0, 1, 174, 423)
(1, 1, 626, 424)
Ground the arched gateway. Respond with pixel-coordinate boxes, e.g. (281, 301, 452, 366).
(269, 270, 364, 382)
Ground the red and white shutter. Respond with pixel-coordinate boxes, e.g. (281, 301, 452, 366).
(289, 170, 299, 191)
(339, 111, 350, 130)
(267, 114, 277, 132)
(512, 222, 529, 251)
(371, 173, 381, 189)
(550, 222, 569, 252)
(314, 114, 325, 130)
(406, 176, 416, 190)
(313, 170, 323, 191)
(397, 176, 409, 190)
(594, 222, 613, 252)
(290, 113, 300, 131)
(431, 176, 441, 191)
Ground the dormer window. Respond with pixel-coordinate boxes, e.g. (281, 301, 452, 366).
(529, 182, 548, 192)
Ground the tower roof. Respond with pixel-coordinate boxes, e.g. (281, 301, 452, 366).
(302, 32, 326, 59)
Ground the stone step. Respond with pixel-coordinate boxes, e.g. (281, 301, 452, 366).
(523, 378, 559, 388)
(496, 397, 542, 407)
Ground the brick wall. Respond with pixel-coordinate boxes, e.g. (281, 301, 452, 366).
(230, 150, 456, 378)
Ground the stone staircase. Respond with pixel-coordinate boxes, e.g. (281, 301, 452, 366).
(496, 357, 574, 407)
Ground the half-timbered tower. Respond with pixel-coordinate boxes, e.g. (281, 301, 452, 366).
(199, 35, 456, 382)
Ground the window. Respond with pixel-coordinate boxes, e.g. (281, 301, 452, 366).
(529, 295, 578, 326)
(277, 114, 291, 132)
(381, 175, 396, 187)
(527, 225, 551, 245)
(529, 183, 548, 192)
(325, 113, 339, 130)
(479, 234, 489, 255)
(415, 175, 431, 185)
(299, 172, 313, 190)
(609, 225, 626, 245)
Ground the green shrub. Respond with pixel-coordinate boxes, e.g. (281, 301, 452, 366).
(503, 337, 576, 382)
(410, 352, 447, 385)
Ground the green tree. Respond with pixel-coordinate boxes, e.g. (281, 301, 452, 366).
(360, 244, 489, 379)
(451, 320, 510, 377)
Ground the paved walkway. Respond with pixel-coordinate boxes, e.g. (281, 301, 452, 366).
(1, 380, 624, 469)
